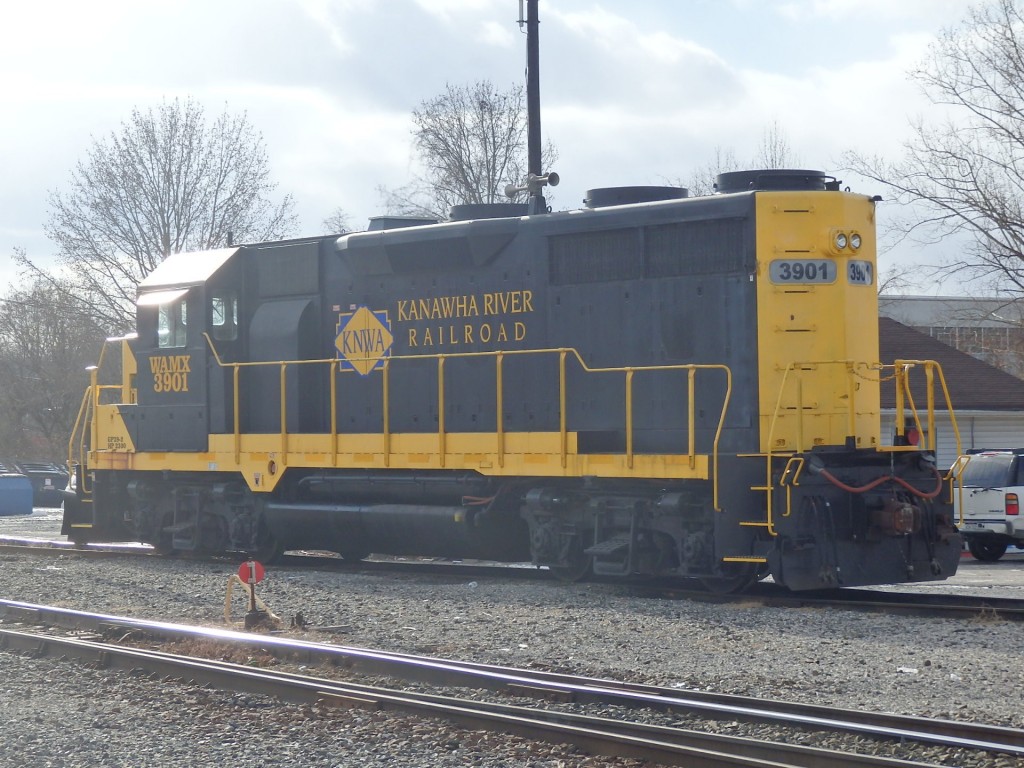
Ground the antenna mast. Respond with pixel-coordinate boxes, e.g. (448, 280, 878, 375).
(509, 0, 558, 214)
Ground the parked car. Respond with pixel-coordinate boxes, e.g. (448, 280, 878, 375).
(953, 449, 1024, 561)
(0, 461, 69, 508)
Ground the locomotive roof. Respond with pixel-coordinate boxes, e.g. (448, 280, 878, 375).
(138, 247, 239, 293)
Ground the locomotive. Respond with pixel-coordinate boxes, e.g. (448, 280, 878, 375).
(62, 168, 964, 591)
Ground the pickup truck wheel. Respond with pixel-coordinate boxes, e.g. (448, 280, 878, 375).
(967, 538, 1009, 562)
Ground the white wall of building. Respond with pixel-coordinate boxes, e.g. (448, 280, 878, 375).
(882, 410, 1024, 467)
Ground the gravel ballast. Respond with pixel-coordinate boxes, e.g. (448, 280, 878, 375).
(1, 509, 1023, 767)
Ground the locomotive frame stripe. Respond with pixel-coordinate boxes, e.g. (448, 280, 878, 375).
(85, 427, 713, 493)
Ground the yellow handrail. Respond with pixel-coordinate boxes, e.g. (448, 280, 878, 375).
(203, 334, 733, 505)
(889, 359, 962, 459)
(761, 358, 961, 537)
(948, 454, 970, 526)
(67, 383, 93, 486)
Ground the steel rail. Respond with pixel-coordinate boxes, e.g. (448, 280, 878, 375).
(0, 626, 944, 768)
(788, 589, 1024, 621)
(0, 539, 153, 557)
(2, 538, 1023, 620)
(0, 538, 552, 578)
(0, 600, 1020, 757)
(6, 534, 1023, 621)
(633, 583, 1024, 622)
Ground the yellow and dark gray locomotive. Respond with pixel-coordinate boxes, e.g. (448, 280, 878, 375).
(64, 169, 963, 591)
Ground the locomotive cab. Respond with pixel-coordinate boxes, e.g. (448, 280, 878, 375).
(131, 247, 242, 450)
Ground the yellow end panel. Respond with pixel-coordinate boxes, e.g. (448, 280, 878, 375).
(755, 192, 881, 453)
(92, 404, 136, 455)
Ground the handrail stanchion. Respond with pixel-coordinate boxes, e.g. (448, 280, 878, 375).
(382, 361, 391, 468)
(233, 365, 241, 464)
(687, 368, 696, 469)
(67, 386, 91, 478)
(90, 366, 100, 461)
(279, 363, 288, 455)
(847, 362, 857, 440)
(625, 368, 634, 469)
(496, 353, 505, 468)
(330, 361, 339, 467)
(712, 368, 732, 512)
(933, 363, 962, 459)
(559, 350, 567, 468)
(894, 363, 906, 442)
(925, 363, 936, 452)
(796, 376, 805, 453)
(438, 356, 446, 468)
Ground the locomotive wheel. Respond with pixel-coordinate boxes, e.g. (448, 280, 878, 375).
(337, 549, 370, 562)
(250, 535, 284, 564)
(548, 535, 592, 583)
(549, 557, 592, 583)
(151, 511, 178, 556)
(248, 519, 284, 563)
(699, 563, 761, 594)
(967, 538, 1009, 562)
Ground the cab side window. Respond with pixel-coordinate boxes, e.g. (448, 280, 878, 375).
(211, 291, 238, 341)
(158, 297, 188, 348)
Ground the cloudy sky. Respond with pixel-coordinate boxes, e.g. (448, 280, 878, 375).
(0, 0, 979, 292)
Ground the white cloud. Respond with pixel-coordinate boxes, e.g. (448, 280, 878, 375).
(775, 0, 974, 22)
(0, 0, 989, 292)
(479, 20, 517, 48)
(412, 0, 502, 24)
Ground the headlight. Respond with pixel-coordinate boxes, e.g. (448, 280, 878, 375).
(835, 232, 848, 250)
(850, 233, 862, 250)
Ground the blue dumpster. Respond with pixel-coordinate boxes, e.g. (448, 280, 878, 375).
(0, 473, 33, 516)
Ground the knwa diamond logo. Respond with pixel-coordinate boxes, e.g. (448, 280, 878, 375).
(335, 306, 394, 375)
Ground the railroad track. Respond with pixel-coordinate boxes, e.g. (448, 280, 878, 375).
(0, 599, 1020, 767)
(0, 535, 550, 579)
(4, 533, 1024, 622)
(634, 582, 1024, 621)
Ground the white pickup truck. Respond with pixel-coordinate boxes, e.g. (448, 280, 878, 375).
(954, 449, 1024, 561)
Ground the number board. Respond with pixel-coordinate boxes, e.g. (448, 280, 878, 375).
(847, 260, 874, 286)
(769, 259, 836, 284)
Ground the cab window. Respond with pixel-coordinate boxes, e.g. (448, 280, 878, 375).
(211, 291, 238, 341)
(158, 298, 188, 348)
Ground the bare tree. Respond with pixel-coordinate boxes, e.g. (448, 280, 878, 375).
(19, 97, 297, 333)
(680, 123, 800, 196)
(0, 272, 108, 459)
(843, 0, 1024, 295)
(877, 262, 924, 295)
(322, 207, 354, 235)
(381, 81, 557, 219)
(680, 146, 742, 197)
(753, 120, 799, 170)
